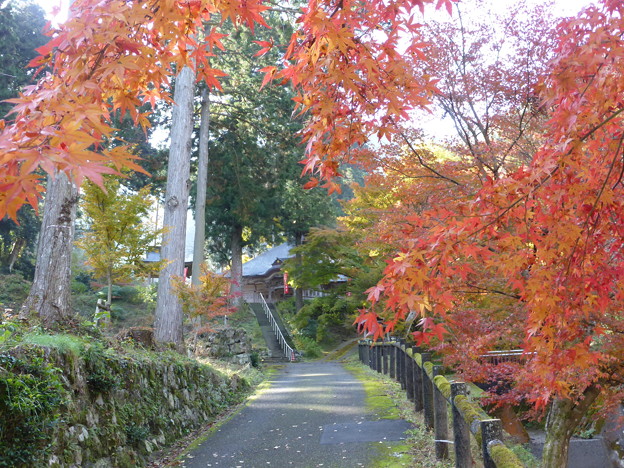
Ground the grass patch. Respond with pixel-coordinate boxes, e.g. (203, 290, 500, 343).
(196, 357, 267, 387)
(21, 332, 86, 355)
(371, 441, 414, 468)
(344, 360, 401, 420)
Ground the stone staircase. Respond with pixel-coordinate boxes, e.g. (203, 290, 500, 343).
(249, 302, 297, 362)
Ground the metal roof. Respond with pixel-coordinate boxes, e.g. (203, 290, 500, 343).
(242, 243, 294, 277)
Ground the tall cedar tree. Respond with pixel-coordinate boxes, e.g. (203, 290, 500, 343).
(202, 12, 335, 302)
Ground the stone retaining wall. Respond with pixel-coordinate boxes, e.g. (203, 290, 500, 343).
(0, 343, 248, 467)
(190, 327, 252, 365)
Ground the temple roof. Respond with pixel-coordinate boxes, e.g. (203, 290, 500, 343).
(242, 243, 294, 277)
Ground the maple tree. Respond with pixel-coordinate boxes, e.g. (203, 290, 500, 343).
(0, 0, 453, 221)
(77, 175, 163, 308)
(0, 2, 47, 277)
(412, 0, 554, 180)
(350, 1, 624, 465)
(171, 265, 236, 328)
(0, 0, 269, 220)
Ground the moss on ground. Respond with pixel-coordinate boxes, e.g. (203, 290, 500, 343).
(345, 361, 400, 420)
(324, 339, 359, 361)
(344, 358, 453, 468)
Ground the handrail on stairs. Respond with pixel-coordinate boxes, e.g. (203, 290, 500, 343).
(259, 293, 296, 362)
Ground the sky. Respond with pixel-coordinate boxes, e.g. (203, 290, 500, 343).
(35, 0, 597, 23)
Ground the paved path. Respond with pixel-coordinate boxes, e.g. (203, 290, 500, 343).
(181, 361, 412, 468)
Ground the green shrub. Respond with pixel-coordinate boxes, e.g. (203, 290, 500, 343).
(71, 280, 89, 295)
(0, 319, 25, 349)
(125, 424, 150, 446)
(96, 285, 142, 304)
(82, 343, 121, 393)
(290, 295, 356, 344)
(111, 305, 129, 321)
(293, 335, 323, 358)
(276, 297, 296, 316)
(136, 284, 157, 310)
(291, 306, 318, 340)
(0, 274, 31, 310)
(74, 271, 93, 289)
(117, 286, 142, 304)
(71, 293, 98, 319)
(0, 348, 66, 467)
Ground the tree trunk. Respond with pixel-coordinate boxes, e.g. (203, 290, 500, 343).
(20, 172, 78, 328)
(294, 231, 304, 312)
(192, 87, 210, 287)
(7, 237, 26, 272)
(542, 385, 601, 467)
(106, 268, 113, 306)
(230, 225, 243, 309)
(154, 65, 195, 347)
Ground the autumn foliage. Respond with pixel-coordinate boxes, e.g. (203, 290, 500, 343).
(354, 0, 624, 413)
(0, 0, 268, 219)
(0, 0, 455, 219)
(171, 266, 236, 324)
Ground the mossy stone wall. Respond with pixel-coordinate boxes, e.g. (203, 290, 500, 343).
(190, 327, 252, 364)
(0, 343, 247, 467)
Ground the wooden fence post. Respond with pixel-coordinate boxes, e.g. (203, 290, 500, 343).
(389, 341, 396, 379)
(405, 347, 414, 401)
(413, 349, 423, 412)
(481, 419, 503, 468)
(382, 341, 389, 375)
(451, 382, 471, 468)
(402, 341, 409, 390)
(396, 340, 405, 390)
(395, 341, 402, 385)
(371, 342, 377, 371)
(421, 353, 434, 429)
(376, 340, 382, 373)
(371, 341, 377, 371)
(396, 340, 402, 387)
(433, 366, 449, 460)
(399, 341, 406, 389)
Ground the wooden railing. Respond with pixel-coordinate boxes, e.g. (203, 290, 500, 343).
(480, 349, 533, 365)
(260, 293, 297, 361)
(358, 339, 523, 468)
